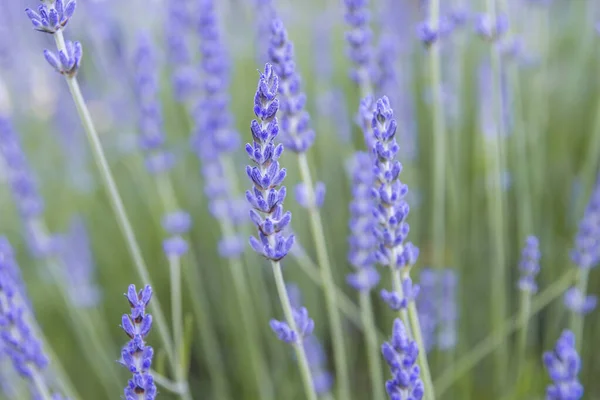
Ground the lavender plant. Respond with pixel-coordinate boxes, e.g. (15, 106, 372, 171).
(245, 62, 317, 400)
(543, 330, 583, 400)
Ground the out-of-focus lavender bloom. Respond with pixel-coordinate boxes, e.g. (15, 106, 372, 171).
(416, 268, 437, 352)
(381, 277, 420, 311)
(382, 319, 424, 400)
(343, 0, 374, 89)
(0, 116, 56, 257)
(438, 270, 458, 350)
(347, 152, 380, 292)
(370, 97, 419, 271)
(518, 236, 541, 293)
(162, 236, 189, 258)
(270, 307, 314, 344)
(43, 41, 82, 77)
(193, 0, 244, 259)
(120, 284, 157, 400)
(570, 177, 600, 270)
(162, 211, 192, 235)
(165, 2, 192, 66)
(286, 284, 334, 394)
(0, 238, 49, 379)
(475, 14, 509, 41)
(245, 64, 294, 261)
(295, 182, 326, 209)
(564, 287, 597, 315)
(316, 89, 352, 144)
(448, 6, 471, 28)
(254, 0, 276, 64)
(132, 33, 174, 174)
(543, 330, 583, 400)
(59, 217, 102, 308)
(268, 19, 316, 154)
(25, 0, 77, 34)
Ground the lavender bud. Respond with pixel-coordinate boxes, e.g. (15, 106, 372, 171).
(564, 287, 597, 315)
(43, 41, 82, 77)
(382, 319, 424, 399)
(571, 177, 600, 270)
(163, 236, 189, 257)
(381, 277, 419, 311)
(543, 331, 583, 400)
(295, 182, 326, 209)
(517, 236, 541, 293)
(270, 307, 314, 344)
(120, 285, 157, 400)
(162, 211, 192, 235)
(25, 0, 76, 34)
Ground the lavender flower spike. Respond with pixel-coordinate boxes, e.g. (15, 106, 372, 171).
(25, 0, 77, 34)
(0, 237, 54, 397)
(120, 284, 157, 400)
(371, 96, 418, 272)
(382, 319, 424, 400)
(571, 177, 600, 270)
(343, 0, 374, 92)
(246, 63, 294, 261)
(43, 41, 82, 77)
(543, 330, 583, 400)
(518, 236, 541, 293)
(268, 19, 316, 154)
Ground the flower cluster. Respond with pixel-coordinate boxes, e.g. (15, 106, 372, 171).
(44, 41, 82, 77)
(381, 319, 424, 400)
(571, 177, 600, 270)
(268, 19, 316, 154)
(564, 287, 597, 315)
(270, 307, 314, 344)
(347, 151, 380, 292)
(245, 63, 294, 261)
(381, 277, 420, 311)
(25, 0, 77, 34)
(0, 238, 49, 378)
(120, 285, 157, 400)
(518, 236, 541, 293)
(543, 330, 583, 400)
(133, 33, 174, 174)
(343, 0, 374, 87)
(475, 14, 509, 41)
(371, 96, 419, 270)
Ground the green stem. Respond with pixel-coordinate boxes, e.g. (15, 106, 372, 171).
(359, 291, 386, 400)
(429, 0, 447, 274)
(31, 368, 53, 400)
(569, 267, 590, 352)
(168, 254, 190, 400)
(516, 289, 532, 374)
(297, 153, 350, 400)
(53, 31, 176, 368)
(271, 261, 318, 400)
(435, 269, 576, 396)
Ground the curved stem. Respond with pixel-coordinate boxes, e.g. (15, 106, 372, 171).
(271, 261, 318, 400)
(53, 31, 176, 368)
(569, 267, 590, 352)
(359, 291, 386, 400)
(297, 153, 350, 400)
(435, 269, 576, 395)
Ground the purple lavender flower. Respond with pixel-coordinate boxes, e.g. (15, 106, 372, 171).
(120, 284, 157, 400)
(518, 236, 541, 293)
(254, 0, 276, 64)
(59, 217, 102, 308)
(371, 96, 419, 271)
(437, 270, 458, 350)
(570, 177, 600, 270)
(564, 287, 597, 315)
(0, 238, 49, 379)
(347, 152, 380, 292)
(268, 19, 316, 154)
(382, 319, 424, 400)
(543, 330, 583, 400)
(343, 0, 374, 88)
(43, 41, 82, 77)
(270, 307, 314, 344)
(25, 0, 77, 34)
(417, 21, 439, 47)
(245, 63, 294, 261)
(381, 277, 420, 311)
(475, 14, 509, 41)
(286, 284, 334, 394)
(416, 268, 437, 352)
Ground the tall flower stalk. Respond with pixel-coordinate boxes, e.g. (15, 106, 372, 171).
(25, 0, 177, 377)
(245, 63, 318, 400)
(268, 18, 350, 400)
(516, 236, 541, 361)
(370, 96, 435, 399)
(343, 0, 374, 98)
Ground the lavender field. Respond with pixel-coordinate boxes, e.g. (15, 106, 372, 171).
(0, 0, 598, 399)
